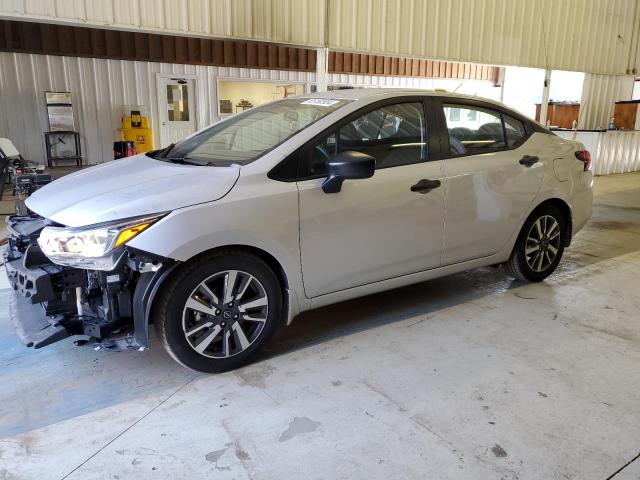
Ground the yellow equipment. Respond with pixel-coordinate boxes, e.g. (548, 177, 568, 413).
(120, 108, 153, 154)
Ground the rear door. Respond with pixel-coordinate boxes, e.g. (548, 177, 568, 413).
(435, 100, 545, 265)
(297, 98, 445, 298)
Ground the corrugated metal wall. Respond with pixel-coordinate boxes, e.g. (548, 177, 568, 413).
(578, 73, 634, 129)
(328, 0, 637, 75)
(1, 0, 638, 75)
(0, 51, 315, 165)
(0, 0, 326, 47)
(556, 130, 640, 175)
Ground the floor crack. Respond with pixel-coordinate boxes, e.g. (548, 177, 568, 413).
(606, 451, 640, 479)
(58, 375, 197, 480)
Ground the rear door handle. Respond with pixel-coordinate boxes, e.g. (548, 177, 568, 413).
(411, 178, 441, 194)
(519, 155, 539, 167)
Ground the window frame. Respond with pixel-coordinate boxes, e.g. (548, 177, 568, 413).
(432, 97, 538, 160)
(268, 96, 440, 182)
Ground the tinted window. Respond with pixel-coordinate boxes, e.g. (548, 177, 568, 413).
(341, 102, 426, 169)
(301, 102, 427, 178)
(443, 104, 506, 155)
(504, 114, 527, 147)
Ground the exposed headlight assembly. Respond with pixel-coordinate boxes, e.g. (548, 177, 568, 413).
(37, 214, 164, 270)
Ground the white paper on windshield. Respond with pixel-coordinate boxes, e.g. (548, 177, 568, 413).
(301, 99, 340, 107)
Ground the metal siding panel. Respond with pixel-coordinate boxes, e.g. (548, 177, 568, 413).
(186, 0, 210, 34)
(163, 0, 188, 32)
(139, 0, 164, 29)
(0, 0, 24, 14)
(22, 0, 55, 17)
(112, 0, 139, 26)
(326, 0, 638, 75)
(84, 0, 114, 23)
(578, 73, 634, 129)
(54, 0, 87, 20)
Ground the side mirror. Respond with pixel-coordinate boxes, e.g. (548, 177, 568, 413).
(321, 150, 375, 194)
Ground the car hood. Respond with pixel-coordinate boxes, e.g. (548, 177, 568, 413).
(26, 154, 240, 227)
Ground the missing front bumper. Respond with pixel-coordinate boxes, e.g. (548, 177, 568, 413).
(9, 288, 69, 348)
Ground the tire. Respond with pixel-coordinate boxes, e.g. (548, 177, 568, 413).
(503, 204, 566, 282)
(154, 249, 283, 373)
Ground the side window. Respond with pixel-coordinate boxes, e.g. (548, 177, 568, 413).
(443, 104, 506, 155)
(340, 102, 426, 169)
(504, 115, 527, 147)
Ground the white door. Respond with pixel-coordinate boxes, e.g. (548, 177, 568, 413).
(158, 76, 196, 147)
(298, 101, 445, 298)
(439, 102, 545, 264)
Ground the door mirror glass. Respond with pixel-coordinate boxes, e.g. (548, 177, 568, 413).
(322, 150, 375, 194)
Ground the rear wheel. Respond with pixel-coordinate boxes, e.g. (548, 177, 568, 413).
(503, 205, 566, 282)
(154, 250, 282, 373)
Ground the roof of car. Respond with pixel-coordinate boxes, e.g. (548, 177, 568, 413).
(298, 88, 482, 102)
(297, 88, 542, 127)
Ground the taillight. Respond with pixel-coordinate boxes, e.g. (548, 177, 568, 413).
(575, 150, 591, 172)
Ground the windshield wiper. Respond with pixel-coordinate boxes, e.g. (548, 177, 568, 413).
(164, 157, 205, 166)
(155, 143, 175, 158)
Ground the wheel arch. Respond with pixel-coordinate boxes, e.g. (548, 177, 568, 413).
(134, 244, 298, 350)
(531, 197, 573, 247)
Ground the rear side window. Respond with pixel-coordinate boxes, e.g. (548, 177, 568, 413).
(504, 114, 527, 147)
(443, 104, 506, 155)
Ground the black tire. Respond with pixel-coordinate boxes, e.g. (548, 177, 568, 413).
(154, 249, 283, 373)
(503, 204, 566, 282)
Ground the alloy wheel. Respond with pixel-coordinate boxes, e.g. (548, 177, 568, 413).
(181, 270, 269, 358)
(525, 215, 561, 273)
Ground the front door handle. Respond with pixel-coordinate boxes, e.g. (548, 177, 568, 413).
(411, 178, 441, 194)
(519, 155, 539, 167)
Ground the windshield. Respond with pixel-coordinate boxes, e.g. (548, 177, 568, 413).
(152, 98, 352, 166)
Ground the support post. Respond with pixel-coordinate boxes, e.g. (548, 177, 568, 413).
(539, 69, 552, 127)
(316, 47, 329, 92)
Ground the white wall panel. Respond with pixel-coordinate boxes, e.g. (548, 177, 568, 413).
(328, 0, 638, 75)
(0, 52, 316, 165)
(578, 73, 634, 129)
(0, 0, 326, 46)
(556, 130, 640, 175)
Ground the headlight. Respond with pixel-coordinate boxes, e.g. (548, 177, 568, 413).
(37, 214, 164, 270)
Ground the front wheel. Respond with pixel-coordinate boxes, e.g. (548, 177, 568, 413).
(503, 205, 566, 282)
(154, 250, 283, 373)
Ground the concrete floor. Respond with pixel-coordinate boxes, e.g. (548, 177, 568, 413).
(1, 173, 639, 480)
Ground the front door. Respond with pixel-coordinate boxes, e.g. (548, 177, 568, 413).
(298, 100, 445, 298)
(158, 76, 196, 147)
(438, 101, 545, 264)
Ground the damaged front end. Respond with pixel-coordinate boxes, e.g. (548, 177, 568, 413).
(4, 214, 175, 351)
